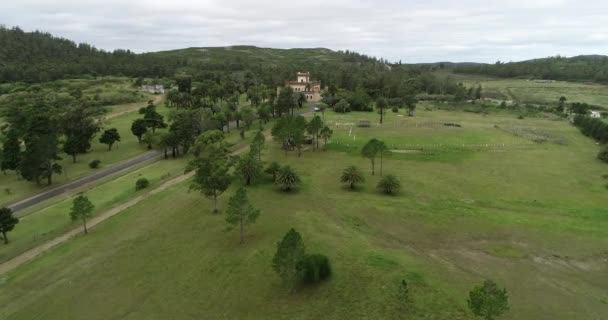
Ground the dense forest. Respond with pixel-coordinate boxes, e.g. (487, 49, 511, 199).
(453, 55, 608, 83)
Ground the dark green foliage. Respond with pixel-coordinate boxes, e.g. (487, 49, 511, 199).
(467, 280, 509, 320)
(272, 228, 306, 290)
(236, 152, 263, 186)
(296, 254, 332, 284)
(1, 128, 21, 172)
(320, 126, 333, 148)
(264, 162, 281, 181)
(376, 97, 387, 124)
(225, 188, 260, 244)
(454, 55, 608, 83)
(570, 102, 591, 114)
(598, 147, 608, 163)
(142, 103, 167, 133)
(276, 87, 296, 116)
(340, 165, 365, 189)
(573, 115, 608, 144)
(0, 26, 175, 83)
(131, 119, 148, 143)
(99, 128, 121, 151)
(62, 103, 102, 162)
(0, 207, 19, 244)
(377, 174, 401, 195)
(307, 115, 324, 150)
(334, 99, 351, 113)
(135, 178, 150, 190)
(362, 138, 388, 175)
(19, 113, 63, 185)
(88, 159, 101, 169)
(190, 157, 232, 213)
(69, 194, 95, 234)
(276, 165, 301, 191)
(271, 116, 307, 156)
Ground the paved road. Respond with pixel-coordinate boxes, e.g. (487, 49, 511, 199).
(8, 151, 161, 214)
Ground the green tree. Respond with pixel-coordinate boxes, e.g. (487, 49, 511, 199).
(20, 115, 63, 185)
(190, 157, 232, 213)
(362, 138, 382, 175)
(1, 128, 21, 173)
(236, 152, 263, 186)
(320, 126, 333, 148)
(99, 128, 121, 151)
(377, 174, 400, 195)
(376, 97, 387, 124)
(272, 228, 306, 290)
(62, 104, 101, 163)
(70, 194, 95, 234)
(468, 280, 509, 320)
(334, 99, 350, 113)
(276, 87, 295, 116)
(297, 92, 306, 111)
(192, 130, 229, 159)
(0, 207, 19, 244)
(225, 188, 260, 244)
(142, 131, 158, 150)
(143, 103, 167, 133)
(241, 107, 256, 130)
(265, 161, 281, 182)
(277, 165, 301, 191)
(340, 165, 365, 189)
(251, 130, 266, 161)
(307, 115, 324, 150)
(131, 119, 148, 144)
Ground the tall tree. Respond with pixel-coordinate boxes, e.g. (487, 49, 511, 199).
(236, 152, 263, 186)
(190, 157, 232, 213)
(1, 128, 21, 173)
(307, 115, 324, 150)
(143, 103, 167, 133)
(0, 207, 19, 245)
(276, 87, 295, 116)
(362, 138, 382, 175)
(376, 97, 387, 124)
(20, 114, 63, 185)
(272, 228, 306, 291)
(131, 119, 148, 143)
(70, 194, 95, 234)
(62, 103, 102, 163)
(251, 130, 266, 161)
(319, 126, 333, 148)
(99, 128, 121, 151)
(225, 188, 260, 244)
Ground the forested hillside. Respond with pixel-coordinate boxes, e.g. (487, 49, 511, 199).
(0, 26, 177, 83)
(453, 55, 608, 83)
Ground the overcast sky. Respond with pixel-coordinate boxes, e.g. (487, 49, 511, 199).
(1, 0, 607, 63)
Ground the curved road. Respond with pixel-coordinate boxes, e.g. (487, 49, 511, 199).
(8, 151, 161, 214)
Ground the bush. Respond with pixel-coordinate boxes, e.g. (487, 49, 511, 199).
(377, 174, 401, 195)
(88, 159, 101, 169)
(598, 147, 608, 163)
(297, 254, 332, 284)
(392, 107, 399, 113)
(135, 178, 150, 190)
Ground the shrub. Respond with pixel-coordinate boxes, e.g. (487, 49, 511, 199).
(88, 159, 101, 169)
(135, 178, 150, 190)
(598, 147, 608, 163)
(377, 174, 401, 195)
(297, 254, 332, 284)
(392, 107, 399, 113)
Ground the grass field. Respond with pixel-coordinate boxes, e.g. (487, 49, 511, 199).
(1, 108, 607, 319)
(0, 99, 170, 206)
(462, 78, 608, 107)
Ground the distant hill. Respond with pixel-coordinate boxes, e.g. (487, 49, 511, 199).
(452, 55, 608, 83)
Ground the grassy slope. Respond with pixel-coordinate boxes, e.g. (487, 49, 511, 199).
(1, 109, 607, 319)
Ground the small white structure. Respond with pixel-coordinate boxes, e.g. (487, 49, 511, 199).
(590, 111, 601, 118)
(141, 85, 165, 94)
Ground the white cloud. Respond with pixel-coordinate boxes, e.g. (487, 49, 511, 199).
(1, 0, 607, 62)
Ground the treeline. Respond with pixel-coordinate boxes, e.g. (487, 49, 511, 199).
(0, 26, 178, 83)
(573, 115, 608, 143)
(453, 55, 608, 83)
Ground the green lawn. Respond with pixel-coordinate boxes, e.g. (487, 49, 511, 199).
(0, 101, 171, 206)
(1, 108, 607, 319)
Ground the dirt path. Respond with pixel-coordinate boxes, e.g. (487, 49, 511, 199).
(105, 94, 164, 121)
(0, 143, 253, 276)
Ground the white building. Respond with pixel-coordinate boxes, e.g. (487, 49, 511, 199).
(141, 85, 165, 94)
(590, 111, 601, 118)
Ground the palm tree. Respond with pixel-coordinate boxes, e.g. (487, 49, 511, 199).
(340, 166, 365, 190)
(276, 165, 301, 191)
(377, 174, 400, 195)
(265, 162, 281, 182)
(320, 126, 333, 149)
